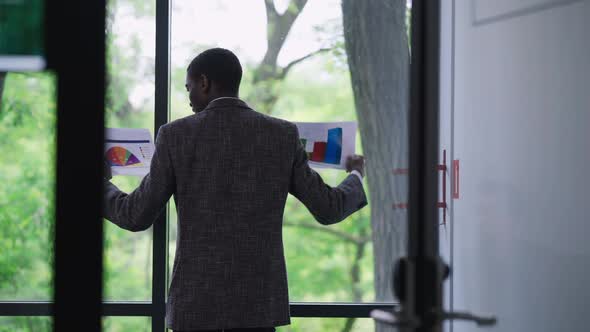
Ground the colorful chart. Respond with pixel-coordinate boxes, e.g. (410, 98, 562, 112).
(106, 146, 143, 166)
(302, 127, 343, 165)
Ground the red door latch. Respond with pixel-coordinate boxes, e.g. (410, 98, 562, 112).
(391, 149, 449, 226)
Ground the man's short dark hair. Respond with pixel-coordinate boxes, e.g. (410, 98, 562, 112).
(187, 48, 243, 94)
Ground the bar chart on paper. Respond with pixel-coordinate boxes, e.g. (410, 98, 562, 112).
(294, 122, 357, 170)
(302, 127, 343, 164)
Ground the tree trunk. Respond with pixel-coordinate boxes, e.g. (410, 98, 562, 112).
(248, 0, 308, 114)
(249, 0, 330, 115)
(341, 1, 410, 331)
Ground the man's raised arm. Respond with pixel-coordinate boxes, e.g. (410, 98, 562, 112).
(288, 126, 368, 225)
(102, 125, 176, 232)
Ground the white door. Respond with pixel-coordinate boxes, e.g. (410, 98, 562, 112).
(442, 0, 590, 331)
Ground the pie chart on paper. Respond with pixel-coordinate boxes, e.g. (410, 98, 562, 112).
(106, 146, 143, 166)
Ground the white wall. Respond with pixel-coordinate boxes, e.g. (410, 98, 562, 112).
(444, 0, 590, 331)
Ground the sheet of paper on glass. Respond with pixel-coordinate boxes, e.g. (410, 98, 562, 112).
(293, 121, 357, 170)
(105, 128, 154, 177)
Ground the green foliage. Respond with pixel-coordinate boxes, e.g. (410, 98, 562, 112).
(102, 316, 151, 332)
(108, 0, 155, 18)
(0, 317, 51, 332)
(279, 318, 375, 332)
(0, 73, 55, 300)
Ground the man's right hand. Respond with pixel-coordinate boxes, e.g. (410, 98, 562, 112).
(345, 154, 365, 177)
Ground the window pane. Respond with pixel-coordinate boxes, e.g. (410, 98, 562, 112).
(170, 0, 410, 303)
(0, 317, 52, 332)
(0, 72, 56, 300)
(103, 0, 156, 301)
(162, 318, 375, 332)
(278, 318, 375, 332)
(0, 316, 153, 331)
(102, 316, 151, 332)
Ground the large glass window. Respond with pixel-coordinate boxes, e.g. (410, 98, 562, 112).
(103, 0, 156, 301)
(0, 72, 56, 301)
(169, 0, 410, 304)
(1, 0, 412, 330)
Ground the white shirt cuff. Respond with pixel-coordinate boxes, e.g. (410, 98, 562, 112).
(350, 170, 363, 182)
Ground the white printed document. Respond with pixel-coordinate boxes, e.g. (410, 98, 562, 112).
(293, 121, 357, 170)
(104, 128, 154, 177)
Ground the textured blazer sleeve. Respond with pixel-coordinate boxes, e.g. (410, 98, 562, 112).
(102, 125, 176, 232)
(288, 125, 368, 225)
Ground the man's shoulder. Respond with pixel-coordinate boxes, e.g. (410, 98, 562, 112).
(251, 112, 299, 143)
(159, 108, 298, 138)
(254, 112, 296, 130)
(159, 114, 197, 134)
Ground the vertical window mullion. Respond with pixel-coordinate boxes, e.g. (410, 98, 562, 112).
(153, 0, 171, 331)
(49, 1, 106, 331)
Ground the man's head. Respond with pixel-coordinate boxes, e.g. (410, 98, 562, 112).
(185, 48, 243, 113)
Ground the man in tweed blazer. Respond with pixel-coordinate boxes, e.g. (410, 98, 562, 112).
(103, 48, 368, 332)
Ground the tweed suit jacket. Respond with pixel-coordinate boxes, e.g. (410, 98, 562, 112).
(103, 98, 368, 330)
